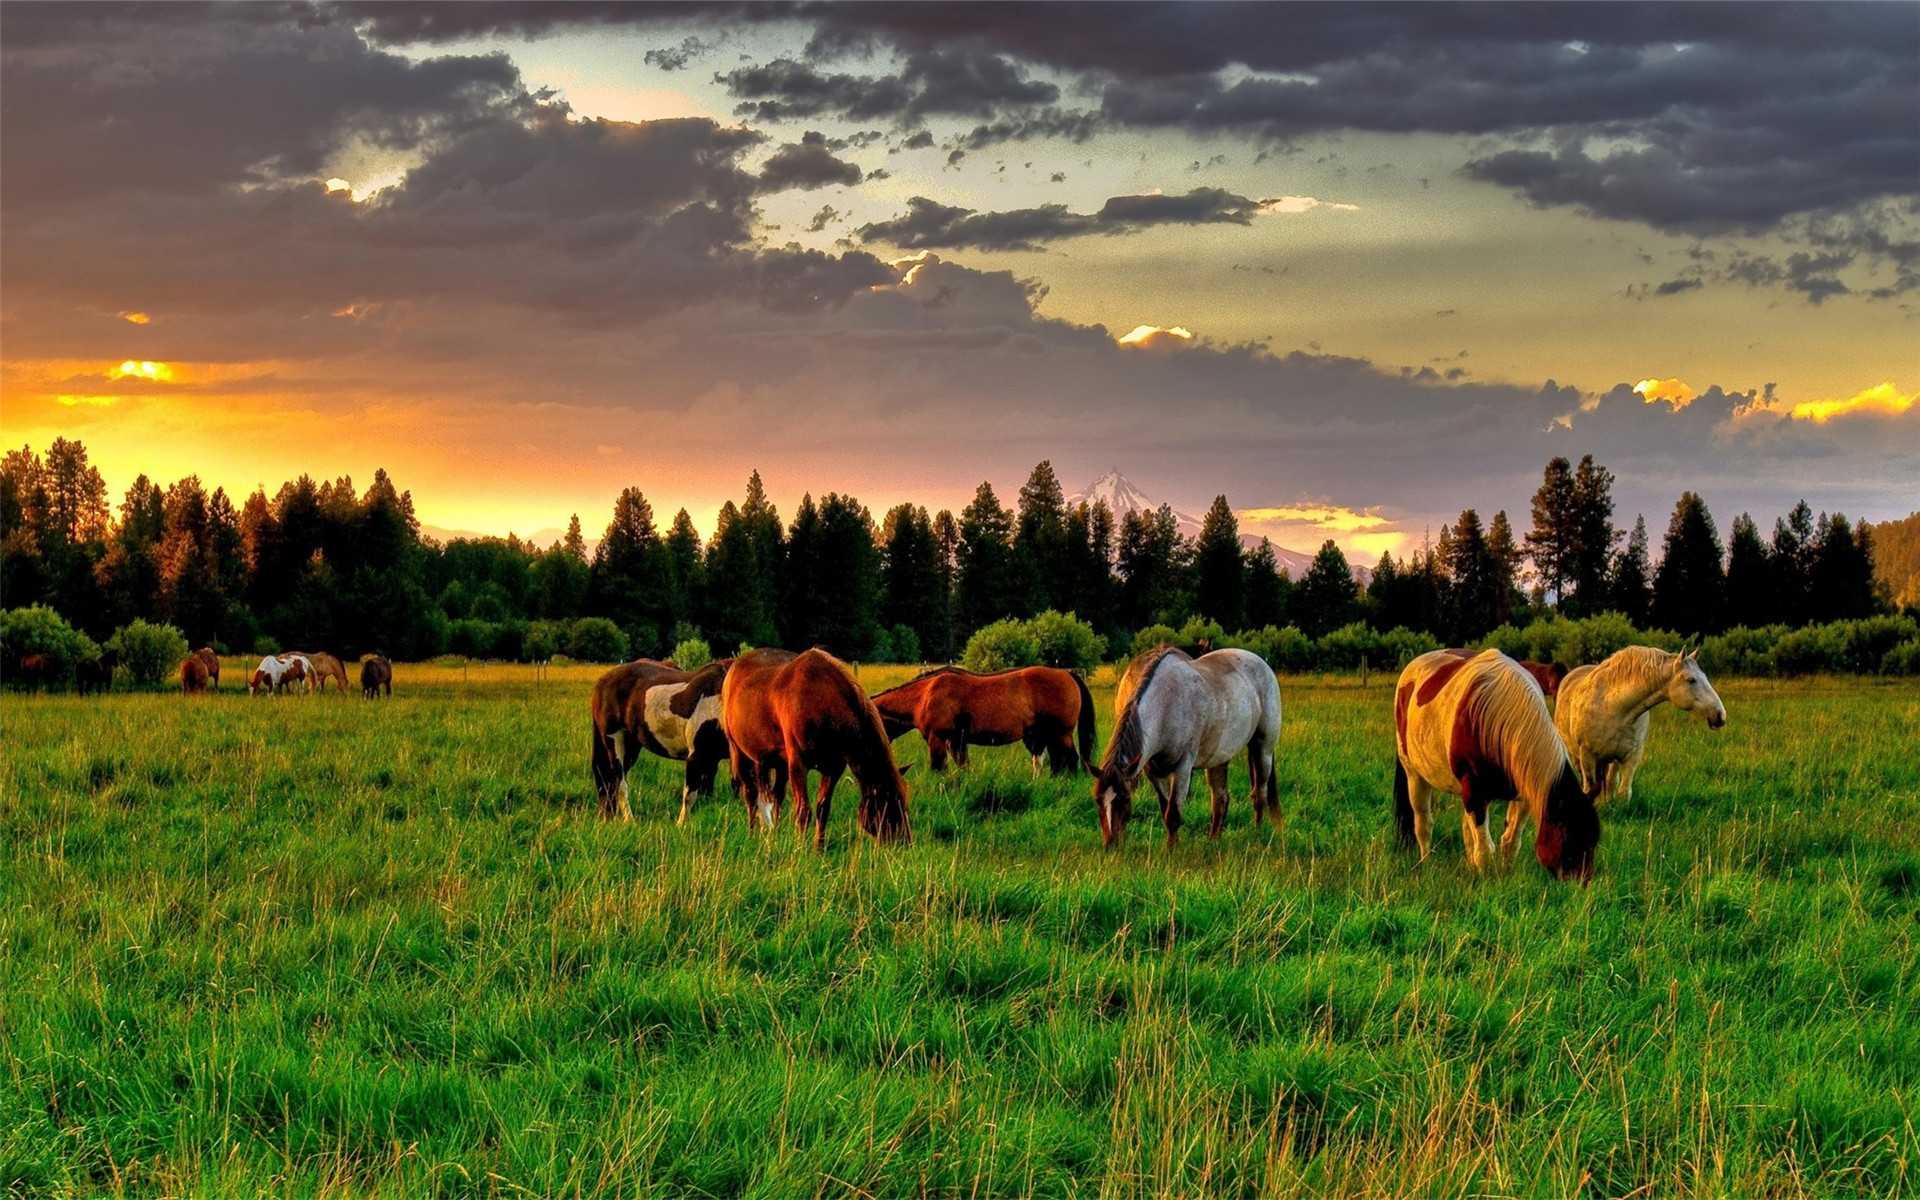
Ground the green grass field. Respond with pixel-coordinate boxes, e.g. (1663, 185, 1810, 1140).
(4, 663, 1917, 1198)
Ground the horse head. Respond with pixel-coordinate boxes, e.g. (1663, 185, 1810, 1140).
(1091, 759, 1136, 847)
(1667, 648, 1726, 729)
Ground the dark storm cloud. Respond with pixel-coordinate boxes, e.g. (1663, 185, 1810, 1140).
(757, 131, 864, 191)
(857, 187, 1269, 250)
(719, 46, 1055, 126)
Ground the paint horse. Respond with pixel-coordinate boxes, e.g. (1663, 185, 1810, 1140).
(360, 654, 393, 698)
(588, 658, 733, 821)
(872, 665, 1096, 773)
(280, 651, 348, 693)
(1393, 648, 1599, 881)
(1555, 645, 1725, 806)
(191, 646, 220, 689)
(249, 654, 306, 695)
(1092, 647, 1282, 848)
(721, 648, 910, 848)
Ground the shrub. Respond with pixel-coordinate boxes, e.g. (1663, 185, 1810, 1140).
(566, 617, 630, 663)
(1377, 626, 1443, 667)
(1882, 638, 1920, 676)
(1833, 615, 1918, 673)
(2, 606, 101, 689)
(671, 637, 713, 670)
(963, 618, 1038, 672)
(525, 620, 567, 662)
(888, 624, 921, 664)
(1232, 625, 1315, 672)
(1553, 611, 1641, 667)
(1316, 622, 1384, 670)
(1700, 626, 1788, 677)
(1479, 623, 1530, 661)
(107, 619, 189, 687)
(1177, 617, 1227, 649)
(1129, 624, 1179, 657)
(1028, 610, 1103, 670)
(1772, 625, 1844, 676)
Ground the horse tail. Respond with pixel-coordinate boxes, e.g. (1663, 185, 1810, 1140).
(1072, 671, 1097, 771)
(1393, 757, 1416, 850)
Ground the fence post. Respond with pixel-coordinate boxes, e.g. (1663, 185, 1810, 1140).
(1361, 654, 1369, 688)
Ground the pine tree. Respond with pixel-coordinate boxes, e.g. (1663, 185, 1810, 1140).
(1116, 504, 1185, 629)
(782, 494, 823, 648)
(1486, 510, 1522, 629)
(1525, 456, 1577, 607)
(562, 514, 588, 562)
(1652, 492, 1725, 634)
(1567, 455, 1619, 615)
(1807, 512, 1878, 621)
(1082, 499, 1117, 635)
(1442, 509, 1496, 640)
(932, 509, 959, 660)
(1610, 515, 1653, 627)
(591, 487, 670, 653)
(665, 509, 703, 632)
(1771, 500, 1815, 625)
(1294, 540, 1359, 636)
(957, 482, 1017, 637)
(1724, 513, 1772, 627)
(1192, 495, 1244, 629)
(881, 503, 941, 657)
(1014, 460, 1068, 613)
(810, 493, 883, 657)
(1244, 538, 1290, 629)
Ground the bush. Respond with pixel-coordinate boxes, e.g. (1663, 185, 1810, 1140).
(1772, 625, 1844, 675)
(1552, 611, 1641, 667)
(1129, 624, 1179, 657)
(1882, 638, 1920, 676)
(449, 618, 525, 660)
(1833, 615, 1918, 673)
(525, 620, 567, 662)
(566, 617, 630, 663)
(1378, 626, 1443, 667)
(1700, 626, 1789, 677)
(888, 624, 921, 664)
(1231, 625, 1316, 672)
(1177, 617, 1227, 648)
(2, 606, 101, 689)
(1316, 621, 1383, 670)
(1028, 610, 1103, 670)
(107, 619, 189, 687)
(963, 618, 1038, 672)
(672, 637, 713, 670)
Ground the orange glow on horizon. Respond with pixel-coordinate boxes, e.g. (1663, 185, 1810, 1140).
(112, 359, 175, 382)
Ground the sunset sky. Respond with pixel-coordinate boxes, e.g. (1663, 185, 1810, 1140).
(3, 2, 1915, 559)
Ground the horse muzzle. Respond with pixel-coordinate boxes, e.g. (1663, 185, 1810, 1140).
(1707, 712, 1726, 730)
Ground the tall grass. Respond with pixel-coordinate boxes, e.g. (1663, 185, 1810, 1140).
(3, 664, 1916, 1197)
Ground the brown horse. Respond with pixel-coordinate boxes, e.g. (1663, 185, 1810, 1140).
(78, 648, 119, 695)
(192, 646, 220, 688)
(360, 654, 393, 698)
(872, 665, 1096, 773)
(721, 647, 910, 848)
(181, 654, 211, 693)
(588, 658, 733, 821)
(281, 651, 348, 693)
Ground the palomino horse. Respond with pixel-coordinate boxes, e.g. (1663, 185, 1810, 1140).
(1092, 647, 1282, 848)
(1394, 648, 1599, 881)
(191, 646, 220, 688)
(1555, 645, 1725, 805)
(872, 665, 1096, 773)
(721, 647, 910, 848)
(280, 651, 348, 693)
(181, 654, 211, 693)
(588, 658, 734, 821)
(360, 654, 393, 698)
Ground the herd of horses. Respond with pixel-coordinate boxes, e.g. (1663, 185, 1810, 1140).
(587, 639, 1727, 881)
(175, 647, 393, 699)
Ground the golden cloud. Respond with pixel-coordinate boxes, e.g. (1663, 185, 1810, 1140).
(1258, 195, 1360, 215)
(1240, 503, 1389, 532)
(1786, 381, 1915, 424)
(1116, 324, 1194, 349)
(1632, 377, 1694, 408)
(119, 311, 151, 325)
(112, 359, 175, 382)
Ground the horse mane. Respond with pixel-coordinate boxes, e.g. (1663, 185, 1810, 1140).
(1098, 646, 1188, 775)
(1458, 653, 1570, 805)
(1590, 645, 1678, 695)
(806, 650, 907, 788)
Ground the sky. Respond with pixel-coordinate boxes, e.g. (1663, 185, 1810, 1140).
(2, 1, 1915, 560)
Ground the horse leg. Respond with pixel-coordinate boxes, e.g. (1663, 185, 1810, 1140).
(1248, 740, 1279, 831)
(1408, 774, 1434, 862)
(1615, 744, 1646, 806)
(952, 733, 969, 770)
(786, 745, 813, 836)
(1161, 763, 1194, 849)
(1205, 764, 1230, 838)
(1498, 801, 1528, 864)
(812, 768, 841, 851)
(1458, 779, 1493, 871)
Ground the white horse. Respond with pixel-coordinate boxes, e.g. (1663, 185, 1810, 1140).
(1554, 645, 1726, 805)
(1092, 647, 1282, 848)
(1394, 648, 1598, 881)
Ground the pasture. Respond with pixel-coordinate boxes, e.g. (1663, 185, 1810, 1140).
(3, 663, 1917, 1198)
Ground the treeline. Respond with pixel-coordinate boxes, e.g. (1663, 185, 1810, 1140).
(0, 440, 1905, 665)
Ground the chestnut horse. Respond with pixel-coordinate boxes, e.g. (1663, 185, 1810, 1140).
(1393, 648, 1598, 881)
(588, 658, 733, 821)
(191, 646, 220, 689)
(871, 665, 1096, 773)
(180, 654, 211, 693)
(360, 654, 393, 698)
(721, 647, 910, 848)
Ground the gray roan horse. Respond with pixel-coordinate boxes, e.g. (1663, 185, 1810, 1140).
(1092, 647, 1283, 847)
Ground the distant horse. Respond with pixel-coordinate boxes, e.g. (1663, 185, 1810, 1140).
(872, 665, 1096, 773)
(191, 646, 220, 688)
(14, 653, 53, 689)
(1393, 648, 1599, 881)
(721, 647, 910, 848)
(280, 651, 347, 693)
(360, 654, 393, 698)
(588, 658, 732, 820)
(180, 654, 211, 694)
(251, 654, 307, 695)
(77, 648, 119, 695)
(1092, 647, 1282, 848)
(1555, 645, 1725, 806)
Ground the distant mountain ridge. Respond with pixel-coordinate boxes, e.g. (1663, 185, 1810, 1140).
(1067, 468, 1368, 584)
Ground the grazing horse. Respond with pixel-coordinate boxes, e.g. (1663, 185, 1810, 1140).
(77, 648, 119, 695)
(280, 651, 348, 693)
(191, 646, 220, 688)
(249, 655, 287, 696)
(588, 658, 733, 821)
(872, 665, 1096, 773)
(14, 653, 53, 689)
(1091, 647, 1282, 848)
(360, 654, 393, 698)
(180, 654, 211, 694)
(721, 647, 910, 848)
(1555, 645, 1726, 806)
(1393, 648, 1599, 881)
